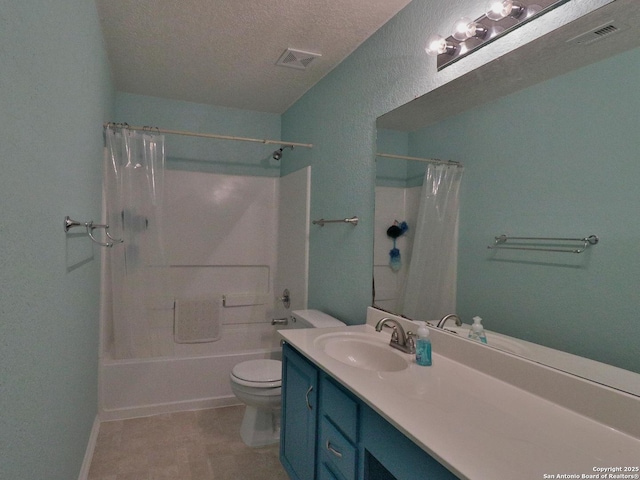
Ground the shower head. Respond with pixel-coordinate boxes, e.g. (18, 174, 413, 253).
(272, 145, 294, 161)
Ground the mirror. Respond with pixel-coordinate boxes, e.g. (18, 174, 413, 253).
(374, 0, 640, 396)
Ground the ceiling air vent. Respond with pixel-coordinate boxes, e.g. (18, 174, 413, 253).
(276, 48, 321, 70)
(566, 22, 626, 45)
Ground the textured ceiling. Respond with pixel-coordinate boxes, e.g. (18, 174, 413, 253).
(95, 0, 413, 113)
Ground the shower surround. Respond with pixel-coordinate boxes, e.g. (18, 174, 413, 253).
(100, 167, 310, 420)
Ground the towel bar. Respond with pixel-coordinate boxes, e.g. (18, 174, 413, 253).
(488, 234, 598, 253)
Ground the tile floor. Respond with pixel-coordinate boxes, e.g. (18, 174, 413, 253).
(88, 405, 290, 480)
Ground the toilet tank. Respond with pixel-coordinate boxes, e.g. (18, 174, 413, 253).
(290, 309, 345, 328)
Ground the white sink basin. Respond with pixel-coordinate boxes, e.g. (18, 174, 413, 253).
(314, 332, 410, 372)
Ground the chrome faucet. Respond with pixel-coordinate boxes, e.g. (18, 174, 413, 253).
(436, 314, 462, 329)
(375, 317, 415, 354)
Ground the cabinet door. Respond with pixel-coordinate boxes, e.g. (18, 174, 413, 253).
(280, 343, 319, 480)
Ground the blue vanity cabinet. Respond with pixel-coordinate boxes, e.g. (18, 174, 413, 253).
(281, 343, 458, 480)
(281, 343, 320, 480)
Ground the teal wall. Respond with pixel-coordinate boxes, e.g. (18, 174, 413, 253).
(281, 0, 464, 323)
(376, 129, 427, 188)
(409, 47, 640, 373)
(0, 2, 113, 479)
(376, 129, 410, 188)
(115, 93, 282, 176)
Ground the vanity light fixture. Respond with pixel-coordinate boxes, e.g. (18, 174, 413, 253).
(426, 0, 570, 70)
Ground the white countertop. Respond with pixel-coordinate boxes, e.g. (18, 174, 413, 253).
(280, 323, 640, 480)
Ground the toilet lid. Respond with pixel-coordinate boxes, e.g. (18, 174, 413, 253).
(231, 359, 282, 384)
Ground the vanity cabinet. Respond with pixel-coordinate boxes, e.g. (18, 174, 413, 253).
(281, 343, 458, 480)
(281, 342, 320, 480)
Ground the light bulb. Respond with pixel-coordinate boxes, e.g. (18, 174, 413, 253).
(425, 34, 456, 56)
(452, 17, 473, 41)
(486, 0, 525, 21)
(453, 17, 489, 41)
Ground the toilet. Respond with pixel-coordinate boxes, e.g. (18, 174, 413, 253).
(229, 309, 345, 447)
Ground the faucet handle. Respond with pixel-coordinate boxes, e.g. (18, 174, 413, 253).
(406, 331, 416, 354)
(390, 326, 399, 343)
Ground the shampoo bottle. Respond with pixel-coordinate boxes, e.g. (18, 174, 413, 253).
(415, 322, 432, 366)
(468, 316, 488, 344)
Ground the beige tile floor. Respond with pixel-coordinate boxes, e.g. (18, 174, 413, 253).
(88, 405, 290, 480)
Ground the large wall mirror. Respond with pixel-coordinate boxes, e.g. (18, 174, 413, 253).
(374, 0, 640, 396)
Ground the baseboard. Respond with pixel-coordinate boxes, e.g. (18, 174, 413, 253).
(77, 416, 100, 480)
(99, 395, 241, 422)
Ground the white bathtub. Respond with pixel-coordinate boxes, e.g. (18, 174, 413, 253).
(98, 348, 281, 421)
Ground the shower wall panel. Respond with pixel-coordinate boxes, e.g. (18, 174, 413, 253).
(102, 170, 280, 359)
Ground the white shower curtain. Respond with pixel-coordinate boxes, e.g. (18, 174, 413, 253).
(400, 163, 463, 321)
(104, 125, 166, 359)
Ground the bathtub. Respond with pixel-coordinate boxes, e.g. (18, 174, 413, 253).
(98, 348, 281, 421)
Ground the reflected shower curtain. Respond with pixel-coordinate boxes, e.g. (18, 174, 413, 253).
(104, 125, 166, 359)
(400, 163, 463, 321)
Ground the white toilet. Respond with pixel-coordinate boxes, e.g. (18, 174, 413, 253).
(229, 309, 345, 447)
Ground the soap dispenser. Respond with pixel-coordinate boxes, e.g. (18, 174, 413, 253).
(468, 316, 487, 344)
(415, 322, 432, 366)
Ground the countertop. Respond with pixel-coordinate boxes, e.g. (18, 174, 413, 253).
(279, 323, 640, 480)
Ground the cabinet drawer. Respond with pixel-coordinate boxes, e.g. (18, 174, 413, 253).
(320, 376, 358, 442)
(319, 417, 357, 480)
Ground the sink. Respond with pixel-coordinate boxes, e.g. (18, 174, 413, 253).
(314, 332, 410, 372)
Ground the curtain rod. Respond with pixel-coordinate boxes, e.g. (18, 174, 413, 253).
(104, 123, 313, 148)
(376, 152, 461, 166)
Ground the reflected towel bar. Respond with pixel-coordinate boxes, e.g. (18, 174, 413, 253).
(488, 234, 598, 253)
(312, 216, 359, 227)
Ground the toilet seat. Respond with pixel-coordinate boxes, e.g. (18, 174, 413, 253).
(231, 359, 282, 388)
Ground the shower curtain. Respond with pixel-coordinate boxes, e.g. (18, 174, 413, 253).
(400, 163, 463, 321)
(104, 125, 166, 359)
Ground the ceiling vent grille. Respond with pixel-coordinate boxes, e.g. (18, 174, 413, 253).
(566, 22, 626, 45)
(276, 48, 322, 70)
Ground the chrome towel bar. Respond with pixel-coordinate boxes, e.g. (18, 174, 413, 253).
(488, 234, 599, 254)
(312, 216, 359, 227)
